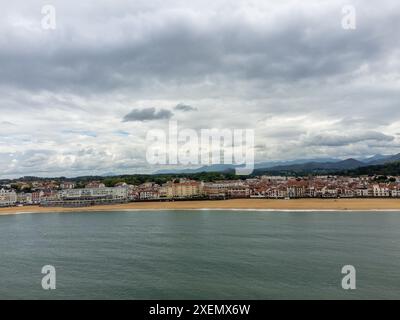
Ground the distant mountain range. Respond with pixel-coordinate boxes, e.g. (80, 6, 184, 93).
(338, 160, 400, 176)
(154, 158, 339, 174)
(154, 153, 400, 175)
(363, 153, 400, 165)
(3, 154, 399, 183)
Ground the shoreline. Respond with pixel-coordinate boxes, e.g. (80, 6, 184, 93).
(1, 198, 400, 215)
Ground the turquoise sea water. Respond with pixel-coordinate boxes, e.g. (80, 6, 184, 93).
(0, 210, 400, 299)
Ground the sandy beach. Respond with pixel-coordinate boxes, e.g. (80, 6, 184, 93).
(1, 198, 400, 215)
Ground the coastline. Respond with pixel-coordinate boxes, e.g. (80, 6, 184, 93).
(1, 198, 400, 215)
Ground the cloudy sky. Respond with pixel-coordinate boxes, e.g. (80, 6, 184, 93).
(1, 0, 400, 178)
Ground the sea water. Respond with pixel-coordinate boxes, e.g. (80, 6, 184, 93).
(0, 210, 399, 299)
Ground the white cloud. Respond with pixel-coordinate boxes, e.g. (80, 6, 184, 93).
(0, 0, 400, 178)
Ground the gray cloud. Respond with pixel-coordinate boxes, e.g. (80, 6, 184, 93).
(122, 107, 173, 122)
(305, 131, 395, 147)
(174, 103, 197, 112)
(1, 0, 398, 95)
(1, 0, 400, 177)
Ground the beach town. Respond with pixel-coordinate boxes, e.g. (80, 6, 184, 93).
(1, 175, 400, 209)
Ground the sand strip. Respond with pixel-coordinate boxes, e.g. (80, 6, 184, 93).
(1, 198, 400, 215)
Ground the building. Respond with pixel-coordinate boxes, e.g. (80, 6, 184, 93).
(137, 183, 160, 200)
(287, 180, 307, 198)
(85, 181, 106, 189)
(322, 185, 339, 198)
(4, 174, 400, 208)
(266, 186, 287, 198)
(203, 182, 228, 199)
(42, 187, 129, 207)
(139, 190, 160, 200)
(162, 179, 203, 198)
(203, 181, 249, 199)
(391, 186, 400, 197)
(0, 189, 17, 207)
(261, 176, 287, 183)
(60, 182, 76, 189)
(355, 187, 369, 197)
(373, 184, 391, 197)
(32, 191, 44, 204)
(60, 187, 128, 200)
(17, 193, 33, 205)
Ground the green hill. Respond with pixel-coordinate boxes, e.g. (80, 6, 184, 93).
(338, 161, 400, 176)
